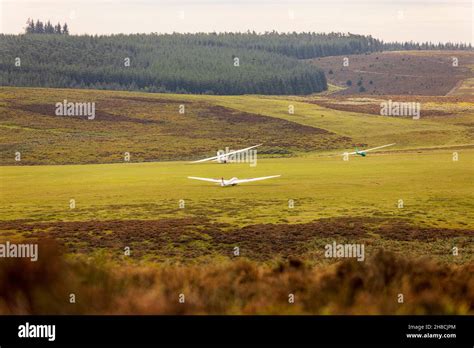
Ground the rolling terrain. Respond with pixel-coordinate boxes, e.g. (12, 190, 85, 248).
(1, 50, 473, 314)
(1, 86, 473, 165)
(313, 51, 474, 96)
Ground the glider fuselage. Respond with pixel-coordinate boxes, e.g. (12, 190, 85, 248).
(216, 155, 229, 164)
(221, 177, 238, 186)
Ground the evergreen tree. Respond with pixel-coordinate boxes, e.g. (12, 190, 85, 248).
(35, 20, 44, 33)
(44, 20, 54, 34)
(25, 19, 35, 34)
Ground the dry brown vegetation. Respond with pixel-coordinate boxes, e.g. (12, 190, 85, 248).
(0, 240, 472, 315)
(0, 88, 351, 165)
(313, 51, 474, 96)
(2, 217, 472, 263)
(306, 95, 474, 118)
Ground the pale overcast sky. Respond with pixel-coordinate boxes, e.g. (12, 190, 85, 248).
(0, 0, 472, 43)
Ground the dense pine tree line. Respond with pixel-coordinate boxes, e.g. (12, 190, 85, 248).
(25, 19, 69, 35)
(382, 40, 471, 51)
(1, 33, 330, 95)
(0, 31, 471, 95)
(144, 32, 383, 59)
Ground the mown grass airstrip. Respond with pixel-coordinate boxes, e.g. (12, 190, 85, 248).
(1, 150, 472, 230)
(1, 151, 473, 311)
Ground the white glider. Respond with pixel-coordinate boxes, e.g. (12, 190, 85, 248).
(343, 143, 396, 157)
(190, 144, 262, 163)
(188, 175, 280, 187)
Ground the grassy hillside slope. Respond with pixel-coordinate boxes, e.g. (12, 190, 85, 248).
(1, 87, 472, 165)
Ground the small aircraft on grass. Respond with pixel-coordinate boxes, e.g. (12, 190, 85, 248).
(342, 143, 396, 157)
(188, 175, 281, 187)
(190, 144, 262, 164)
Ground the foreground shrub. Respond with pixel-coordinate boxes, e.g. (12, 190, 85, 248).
(0, 241, 472, 314)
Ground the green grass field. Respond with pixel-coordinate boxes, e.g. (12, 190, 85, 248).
(2, 150, 473, 229)
(1, 148, 473, 265)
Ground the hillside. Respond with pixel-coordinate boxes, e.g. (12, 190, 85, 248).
(0, 33, 377, 95)
(313, 51, 474, 96)
(0, 86, 472, 165)
(1, 33, 470, 95)
(0, 87, 350, 165)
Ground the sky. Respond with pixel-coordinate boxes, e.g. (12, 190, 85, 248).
(0, 0, 472, 43)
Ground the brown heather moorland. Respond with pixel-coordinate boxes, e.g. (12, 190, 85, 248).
(0, 240, 472, 315)
(0, 88, 350, 165)
(313, 51, 474, 96)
